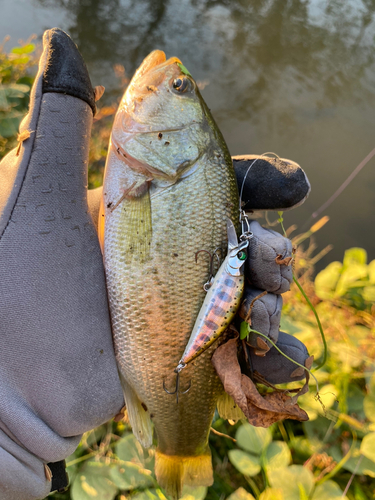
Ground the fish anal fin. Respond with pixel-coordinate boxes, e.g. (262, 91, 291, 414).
(155, 449, 213, 500)
(217, 391, 246, 424)
(119, 372, 153, 448)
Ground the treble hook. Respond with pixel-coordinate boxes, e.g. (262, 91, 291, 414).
(195, 248, 221, 291)
(163, 363, 191, 403)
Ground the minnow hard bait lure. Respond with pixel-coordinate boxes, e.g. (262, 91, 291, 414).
(174, 219, 251, 376)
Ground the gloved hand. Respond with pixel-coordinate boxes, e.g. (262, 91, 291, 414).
(0, 28, 311, 500)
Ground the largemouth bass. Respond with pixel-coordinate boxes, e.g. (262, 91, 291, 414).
(100, 50, 239, 498)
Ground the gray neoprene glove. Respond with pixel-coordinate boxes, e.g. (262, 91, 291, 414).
(0, 28, 311, 500)
(0, 28, 124, 500)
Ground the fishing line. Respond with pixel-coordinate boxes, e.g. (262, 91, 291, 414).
(302, 145, 375, 229)
(278, 212, 328, 371)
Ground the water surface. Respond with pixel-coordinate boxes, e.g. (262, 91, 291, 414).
(1, 0, 375, 269)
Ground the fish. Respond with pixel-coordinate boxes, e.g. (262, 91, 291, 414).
(175, 219, 249, 372)
(99, 50, 239, 498)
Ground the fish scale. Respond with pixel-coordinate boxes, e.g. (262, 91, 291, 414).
(101, 50, 239, 497)
(106, 156, 237, 451)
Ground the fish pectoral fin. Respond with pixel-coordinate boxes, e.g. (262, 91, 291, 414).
(155, 449, 213, 500)
(119, 372, 153, 448)
(217, 391, 246, 424)
(117, 186, 152, 264)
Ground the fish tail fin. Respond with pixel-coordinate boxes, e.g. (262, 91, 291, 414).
(217, 391, 246, 423)
(119, 372, 153, 448)
(155, 449, 213, 499)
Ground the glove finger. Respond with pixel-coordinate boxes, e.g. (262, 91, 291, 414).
(246, 220, 294, 294)
(245, 330, 310, 385)
(0, 428, 51, 500)
(0, 27, 123, 486)
(233, 154, 311, 211)
(238, 285, 282, 353)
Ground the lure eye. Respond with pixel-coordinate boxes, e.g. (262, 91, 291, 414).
(172, 76, 192, 93)
(237, 251, 247, 261)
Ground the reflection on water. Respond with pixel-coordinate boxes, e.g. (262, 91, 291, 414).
(9, 0, 375, 265)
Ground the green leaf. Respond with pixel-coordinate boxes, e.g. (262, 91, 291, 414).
(115, 432, 154, 470)
(132, 487, 205, 500)
(131, 488, 168, 500)
(71, 461, 118, 500)
(109, 461, 154, 490)
(368, 372, 375, 394)
(290, 437, 316, 459)
(329, 342, 362, 369)
(235, 422, 272, 455)
(11, 44, 35, 54)
(298, 484, 309, 500)
(180, 485, 207, 500)
(81, 426, 107, 450)
(362, 285, 375, 302)
(7, 55, 30, 65)
(368, 260, 375, 284)
(335, 264, 368, 297)
(343, 248, 367, 267)
(259, 489, 284, 500)
(177, 62, 192, 76)
(312, 480, 348, 499)
(279, 317, 302, 335)
(347, 384, 365, 414)
(263, 441, 291, 470)
(1, 83, 30, 97)
(364, 394, 375, 423)
(360, 432, 375, 462)
(297, 384, 337, 420)
(315, 262, 342, 299)
(228, 449, 261, 476)
(240, 321, 250, 339)
(354, 482, 370, 500)
(227, 487, 256, 500)
(115, 433, 144, 465)
(329, 444, 375, 478)
(268, 465, 314, 500)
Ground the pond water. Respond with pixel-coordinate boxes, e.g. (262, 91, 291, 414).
(1, 0, 375, 270)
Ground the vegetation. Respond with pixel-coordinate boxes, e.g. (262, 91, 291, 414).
(1, 42, 375, 500)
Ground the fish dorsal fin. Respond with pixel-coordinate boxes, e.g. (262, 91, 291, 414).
(226, 218, 238, 251)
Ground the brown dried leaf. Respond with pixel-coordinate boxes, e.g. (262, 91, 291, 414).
(275, 254, 293, 266)
(256, 337, 270, 351)
(290, 367, 305, 378)
(44, 464, 52, 481)
(305, 355, 314, 370)
(212, 339, 309, 428)
(94, 85, 105, 101)
(113, 405, 127, 422)
(212, 337, 248, 410)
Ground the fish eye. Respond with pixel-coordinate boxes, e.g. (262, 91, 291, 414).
(172, 76, 193, 93)
(237, 250, 247, 261)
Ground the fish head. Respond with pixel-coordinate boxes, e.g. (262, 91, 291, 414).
(111, 50, 222, 184)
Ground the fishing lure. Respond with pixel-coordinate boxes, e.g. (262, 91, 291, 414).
(164, 218, 252, 401)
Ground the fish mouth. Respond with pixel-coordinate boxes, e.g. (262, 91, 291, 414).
(131, 50, 181, 85)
